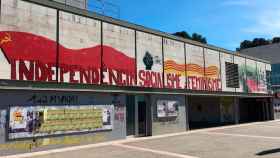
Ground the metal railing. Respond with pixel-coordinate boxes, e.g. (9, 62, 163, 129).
(51, 0, 120, 19)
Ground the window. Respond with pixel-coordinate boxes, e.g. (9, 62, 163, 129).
(225, 62, 239, 88)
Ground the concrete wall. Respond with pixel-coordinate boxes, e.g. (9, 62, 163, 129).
(150, 94, 187, 135)
(53, 0, 88, 9)
(0, 90, 126, 156)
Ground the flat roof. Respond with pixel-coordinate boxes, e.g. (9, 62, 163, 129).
(23, 0, 270, 64)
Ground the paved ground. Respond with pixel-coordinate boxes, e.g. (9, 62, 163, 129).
(4, 120, 280, 158)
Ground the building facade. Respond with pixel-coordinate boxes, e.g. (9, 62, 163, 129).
(240, 43, 280, 119)
(0, 0, 273, 156)
(240, 43, 280, 92)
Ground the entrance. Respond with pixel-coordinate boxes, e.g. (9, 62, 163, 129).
(188, 96, 230, 129)
(126, 95, 135, 136)
(138, 101, 147, 136)
(126, 95, 152, 137)
(239, 98, 272, 123)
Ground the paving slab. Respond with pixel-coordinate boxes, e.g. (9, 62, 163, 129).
(125, 131, 280, 158)
(28, 145, 177, 158)
(208, 123, 280, 138)
(6, 121, 280, 158)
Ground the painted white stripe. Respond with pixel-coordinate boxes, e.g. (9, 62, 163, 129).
(113, 144, 199, 158)
(258, 124, 280, 129)
(201, 132, 280, 140)
(1, 120, 278, 158)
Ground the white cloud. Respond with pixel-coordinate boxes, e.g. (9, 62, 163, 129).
(242, 9, 280, 36)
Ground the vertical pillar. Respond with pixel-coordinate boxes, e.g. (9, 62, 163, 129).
(268, 98, 274, 120)
(134, 96, 139, 137)
(265, 100, 270, 121)
(185, 95, 190, 131)
(233, 97, 240, 124)
(263, 100, 267, 121)
(146, 94, 152, 136)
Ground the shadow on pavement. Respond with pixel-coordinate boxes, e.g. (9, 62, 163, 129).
(256, 148, 280, 156)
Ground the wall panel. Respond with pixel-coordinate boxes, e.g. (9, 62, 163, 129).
(246, 59, 258, 93)
(204, 49, 222, 91)
(163, 38, 186, 89)
(59, 11, 101, 84)
(0, 0, 57, 81)
(185, 44, 204, 90)
(137, 32, 163, 88)
(102, 23, 136, 86)
(234, 56, 246, 93)
(220, 52, 235, 92)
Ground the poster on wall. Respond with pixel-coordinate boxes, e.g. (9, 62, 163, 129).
(204, 49, 221, 91)
(246, 59, 258, 93)
(157, 100, 179, 118)
(220, 53, 235, 92)
(163, 38, 186, 89)
(59, 11, 101, 84)
(137, 32, 163, 88)
(0, 0, 57, 81)
(185, 44, 205, 90)
(256, 62, 267, 93)
(8, 105, 114, 139)
(102, 23, 136, 86)
(234, 56, 246, 93)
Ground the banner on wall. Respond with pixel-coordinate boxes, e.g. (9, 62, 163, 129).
(163, 39, 186, 89)
(157, 100, 179, 118)
(8, 105, 114, 139)
(235, 56, 246, 93)
(186, 45, 221, 91)
(256, 62, 267, 93)
(245, 59, 258, 93)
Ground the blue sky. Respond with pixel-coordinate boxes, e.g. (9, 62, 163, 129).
(89, 0, 280, 51)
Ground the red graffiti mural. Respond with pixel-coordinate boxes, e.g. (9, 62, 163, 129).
(0, 31, 136, 86)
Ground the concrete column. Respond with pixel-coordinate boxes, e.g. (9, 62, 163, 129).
(185, 95, 190, 131)
(233, 97, 240, 124)
(268, 98, 274, 120)
(134, 96, 139, 137)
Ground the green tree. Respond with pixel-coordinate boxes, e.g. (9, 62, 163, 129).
(173, 31, 191, 40)
(272, 37, 280, 44)
(238, 38, 271, 50)
(192, 33, 207, 44)
(173, 31, 207, 44)
(240, 40, 252, 50)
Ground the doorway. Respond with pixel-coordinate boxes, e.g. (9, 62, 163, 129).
(239, 98, 271, 123)
(126, 95, 152, 137)
(126, 95, 135, 136)
(138, 101, 147, 136)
